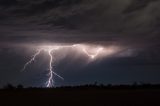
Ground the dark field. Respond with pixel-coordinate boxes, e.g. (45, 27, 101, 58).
(0, 87, 160, 106)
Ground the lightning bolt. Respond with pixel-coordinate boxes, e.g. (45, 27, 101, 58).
(22, 47, 64, 87)
(21, 49, 42, 72)
(82, 47, 103, 59)
(22, 44, 105, 87)
(46, 49, 64, 87)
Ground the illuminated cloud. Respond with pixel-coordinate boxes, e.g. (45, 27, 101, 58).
(0, 0, 160, 87)
(21, 43, 122, 87)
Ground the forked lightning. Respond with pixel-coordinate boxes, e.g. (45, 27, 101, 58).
(22, 44, 104, 87)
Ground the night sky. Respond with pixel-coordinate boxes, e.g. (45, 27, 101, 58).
(0, 0, 160, 87)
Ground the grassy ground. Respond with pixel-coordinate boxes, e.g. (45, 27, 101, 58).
(0, 88, 160, 106)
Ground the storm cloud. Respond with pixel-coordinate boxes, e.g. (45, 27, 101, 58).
(0, 0, 159, 46)
(0, 0, 160, 87)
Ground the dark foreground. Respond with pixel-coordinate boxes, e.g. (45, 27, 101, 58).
(0, 87, 160, 106)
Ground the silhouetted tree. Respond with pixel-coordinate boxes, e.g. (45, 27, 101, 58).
(107, 84, 112, 88)
(17, 84, 24, 89)
(94, 81, 98, 86)
(3, 83, 15, 90)
(132, 82, 138, 87)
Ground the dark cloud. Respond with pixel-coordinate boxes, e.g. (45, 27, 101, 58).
(1, 0, 160, 62)
(0, 0, 160, 87)
(0, 0, 159, 47)
(123, 0, 158, 13)
(0, 0, 18, 6)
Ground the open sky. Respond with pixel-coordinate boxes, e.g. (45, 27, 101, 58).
(0, 0, 160, 87)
